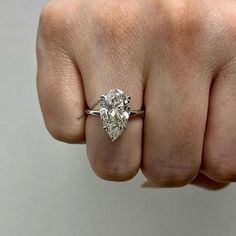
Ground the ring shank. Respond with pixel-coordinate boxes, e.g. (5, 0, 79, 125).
(85, 110, 145, 117)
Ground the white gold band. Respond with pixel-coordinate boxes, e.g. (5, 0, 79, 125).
(85, 109, 145, 117)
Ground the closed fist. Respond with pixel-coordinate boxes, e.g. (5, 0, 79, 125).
(37, 0, 236, 188)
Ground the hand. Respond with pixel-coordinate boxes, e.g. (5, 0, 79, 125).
(37, 0, 236, 189)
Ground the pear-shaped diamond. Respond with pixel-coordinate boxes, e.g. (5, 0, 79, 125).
(100, 89, 131, 141)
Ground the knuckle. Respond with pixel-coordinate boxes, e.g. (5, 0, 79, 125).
(94, 168, 137, 182)
(154, 0, 202, 50)
(90, 158, 139, 182)
(170, 1, 201, 33)
(170, 1, 201, 43)
(205, 161, 236, 183)
(39, 1, 77, 42)
(142, 162, 199, 187)
(204, 144, 236, 182)
(46, 120, 85, 144)
(132, 0, 203, 59)
(223, 13, 236, 55)
(92, 1, 141, 43)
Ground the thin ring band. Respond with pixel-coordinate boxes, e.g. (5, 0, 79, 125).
(85, 109, 145, 117)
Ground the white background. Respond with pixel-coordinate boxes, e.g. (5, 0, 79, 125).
(0, 1, 236, 235)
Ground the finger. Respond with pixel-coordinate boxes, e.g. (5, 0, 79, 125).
(142, 172, 230, 190)
(76, 4, 146, 181)
(142, 64, 210, 187)
(84, 73, 143, 181)
(85, 82, 143, 181)
(191, 172, 230, 190)
(37, 7, 86, 143)
(202, 57, 236, 182)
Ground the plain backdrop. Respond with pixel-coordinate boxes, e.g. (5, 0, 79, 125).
(1, 1, 236, 236)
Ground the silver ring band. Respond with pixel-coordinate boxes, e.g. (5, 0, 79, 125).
(85, 109, 145, 117)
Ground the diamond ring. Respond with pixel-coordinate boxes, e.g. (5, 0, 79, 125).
(85, 89, 145, 142)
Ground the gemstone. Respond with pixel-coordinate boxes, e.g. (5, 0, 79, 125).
(100, 89, 131, 141)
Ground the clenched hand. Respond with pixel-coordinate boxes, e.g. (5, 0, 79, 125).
(37, 0, 236, 189)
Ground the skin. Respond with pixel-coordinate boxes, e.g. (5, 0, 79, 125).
(37, 0, 236, 189)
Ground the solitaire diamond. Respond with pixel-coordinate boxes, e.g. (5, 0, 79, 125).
(100, 89, 131, 141)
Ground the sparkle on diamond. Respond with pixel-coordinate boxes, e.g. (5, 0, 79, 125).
(100, 89, 130, 141)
